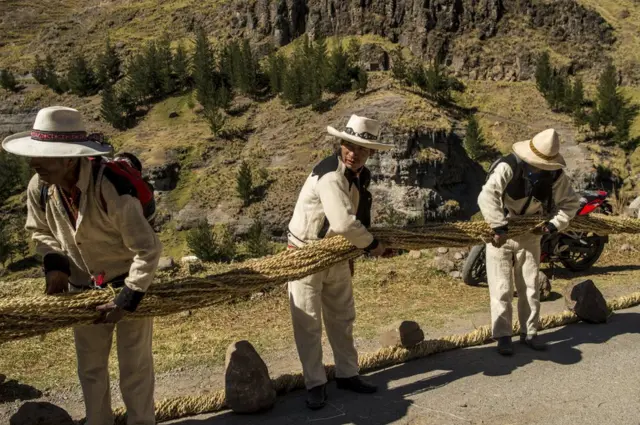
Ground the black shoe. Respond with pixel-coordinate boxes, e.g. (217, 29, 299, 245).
(306, 384, 327, 410)
(335, 376, 378, 394)
(520, 334, 547, 351)
(496, 336, 514, 356)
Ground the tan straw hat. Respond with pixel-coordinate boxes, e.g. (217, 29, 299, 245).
(327, 114, 394, 151)
(512, 128, 566, 171)
(2, 106, 113, 158)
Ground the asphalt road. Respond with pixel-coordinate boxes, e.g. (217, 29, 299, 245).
(165, 305, 640, 425)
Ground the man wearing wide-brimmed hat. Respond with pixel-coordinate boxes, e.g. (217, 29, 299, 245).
(2, 106, 161, 425)
(287, 114, 392, 410)
(478, 129, 580, 356)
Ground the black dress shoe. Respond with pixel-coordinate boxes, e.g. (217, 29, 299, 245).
(336, 376, 378, 394)
(496, 336, 514, 356)
(520, 334, 547, 351)
(306, 384, 327, 410)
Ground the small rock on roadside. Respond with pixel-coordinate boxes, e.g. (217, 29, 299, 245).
(157, 257, 175, 271)
(225, 341, 276, 413)
(564, 279, 609, 323)
(453, 252, 465, 260)
(433, 256, 456, 273)
(450, 271, 463, 279)
(179, 310, 192, 318)
(437, 247, 449, 255)
(408, 250, 421, 259)
(379, 320, 425, 348)
(621, 244, 634, 252)
(10, 402, 74, 425)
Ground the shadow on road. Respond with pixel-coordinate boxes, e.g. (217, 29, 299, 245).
(167, 311, 640, 425)
(0, 376, 42, 403)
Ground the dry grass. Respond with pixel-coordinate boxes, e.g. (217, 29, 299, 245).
(2, 234, 640, 391)
(454, 80, 574, 155)
(576, 0, 640, 78)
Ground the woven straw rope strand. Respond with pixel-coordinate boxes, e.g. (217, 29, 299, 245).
(1, 215, 639, 344)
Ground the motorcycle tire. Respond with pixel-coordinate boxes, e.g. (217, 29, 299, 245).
(560, 236, 606, 272)
(462, 245, 487, 286)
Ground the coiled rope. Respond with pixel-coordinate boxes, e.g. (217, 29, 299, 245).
(1, 214, 639, 344)
(113, 291, 640, 423)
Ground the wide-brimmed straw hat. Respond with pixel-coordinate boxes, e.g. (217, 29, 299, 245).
(2, 106, 113, 158)
(327, 114, 394, 151)
(512, 128, 566, 171)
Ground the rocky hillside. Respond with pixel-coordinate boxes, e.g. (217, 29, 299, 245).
(1, 0, 640, 258)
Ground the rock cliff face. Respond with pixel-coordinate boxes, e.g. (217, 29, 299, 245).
(369, 128, 485, 224)
(239, 0, 613, 81)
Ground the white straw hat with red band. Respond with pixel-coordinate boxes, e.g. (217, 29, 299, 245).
(1, 106, 113, 158)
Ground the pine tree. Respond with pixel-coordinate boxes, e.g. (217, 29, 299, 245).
(100, 84, 124, 129)
(173, 42, 190, 91)
(424, 59, 451, 103)
(157, 35, 174, 94)
(0, 69, 18, 92)
(32, 55, 48, 85)
(464, 115, 485, 160)
(613, 104, 635, 148)
(143, 41, 165, 99)
(309, 37, 329, 104)
(240, 38, 257, 95)
(44, 54, 62, 93)
(246, 219, 270, 258)
(391, 47, 408, 84)
(569, 78, 585, 112)
(236, 160, 253, 206)
(214, 224, 236, 262)
(346, 38, 361, 65)
(192, 26, 216, 109)
(203, 105, 226, 135)
(355, 66, 368, 95)
(67, 51, 97, 96)
(96, 36, 121, 88)
(267, 52, 286, 94)
(535, 51, 553, 96)
(117, 89, 137, 128)
(597, 63, 623, 131)
(327, 41, 352, 94)
(547, 71, 569, 112)
(125, 53, 150, 105)
(282, 52, 304, 106)
(186, 220, 218, 262)
(409, 61, 427, 90)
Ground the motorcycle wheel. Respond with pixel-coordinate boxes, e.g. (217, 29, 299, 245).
(462, 245, 487, 286)
(559, 235, 606, 272)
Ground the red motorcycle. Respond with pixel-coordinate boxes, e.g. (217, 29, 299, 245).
(462, 190, 612, 286)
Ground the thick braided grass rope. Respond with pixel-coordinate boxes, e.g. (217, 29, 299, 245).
(112, 291, 640, 423)
(1, 214, 639, 344)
